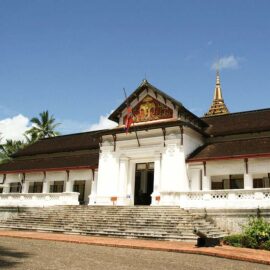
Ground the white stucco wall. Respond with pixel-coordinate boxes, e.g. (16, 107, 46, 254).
(206, 160, 245, 176)
(183, 128, 204, 157)
(25, 172, 44, 182)
(92, 125, 204, 205)
(188, 157, 270, 191)
(0, 169, 94, 206)
(69, 169, 92, 181)
(5, 174, 21, 184)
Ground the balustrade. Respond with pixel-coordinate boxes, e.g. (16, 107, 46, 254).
(0, 192, 79, 207)
(160, 188, 270, 209)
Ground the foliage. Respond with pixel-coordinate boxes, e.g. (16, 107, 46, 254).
(24, 131, 39, 145)
(0, 139, 25, 163)
(260, 240, 270, 251)
(26, 110, 60, 140)
(241, 235, 258, 249)
(0, 110, 60, 164)
(224, 217, 270, 250)
(223, 234, 243, 247)
(243, 216, 270, 245)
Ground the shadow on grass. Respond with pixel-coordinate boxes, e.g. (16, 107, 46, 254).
(0, 246, 31, 268)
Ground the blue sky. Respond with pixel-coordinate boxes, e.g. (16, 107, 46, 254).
(1, 0, 270, 138)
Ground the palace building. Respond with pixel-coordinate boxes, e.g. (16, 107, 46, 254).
(0, 72, 270, 209)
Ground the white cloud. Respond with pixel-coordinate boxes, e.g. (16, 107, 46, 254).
(211, 55, 240, 70)
(87, 114, 117, 131)
(0, 114, 31, 142)
(0, 112, 118, 142)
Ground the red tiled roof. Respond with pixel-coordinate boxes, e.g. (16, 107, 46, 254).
(13, 131, 101, 158)
(0, 152, 99, 173)
(202, 108, 270, 136)
(188, 137, 270, 162)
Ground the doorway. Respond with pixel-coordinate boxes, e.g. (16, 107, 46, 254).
(73, 180, 86, 204)
(134, 162, 154, 205)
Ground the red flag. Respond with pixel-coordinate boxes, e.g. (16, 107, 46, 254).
(125, 106, 133, 133)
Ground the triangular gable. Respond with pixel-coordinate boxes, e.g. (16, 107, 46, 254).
(108, 80, 207, 128)
(131, 95, 173, 123)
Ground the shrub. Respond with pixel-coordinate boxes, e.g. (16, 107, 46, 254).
(223, 217, 270, 250)
(223, 234, 243, 247)
(260, 240, 270, 251)
(241, 235, 258, 249)
(243, 217, 270, 245)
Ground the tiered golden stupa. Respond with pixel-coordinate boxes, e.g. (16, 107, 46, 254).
(205, 71, 229, 117)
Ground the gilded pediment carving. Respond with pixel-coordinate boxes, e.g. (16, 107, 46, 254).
(125, 95, 173, 123)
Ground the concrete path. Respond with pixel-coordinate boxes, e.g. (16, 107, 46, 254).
(0, 230, 269, 266)
(0, 236, 269, 270)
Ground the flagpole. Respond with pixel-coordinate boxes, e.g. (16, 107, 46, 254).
(132, 122, 140, 147)
(123, 88, 140, 147)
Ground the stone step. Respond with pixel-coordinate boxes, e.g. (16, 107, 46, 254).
(7, 218, 200, 225)
(0, 224, 224, 241)
(6, 216, 204, 223)
(1, 221, 214, 231)
(3, 220, 215, 230)
(1, 218, 216, 226)
(18, 215, 195, 219)
(0, 206, 227, 240)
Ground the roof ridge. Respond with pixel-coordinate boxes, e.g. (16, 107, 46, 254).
(201, 107, 270, 119)
(210, 136, 270, 144)
(38, 129, 106, 141)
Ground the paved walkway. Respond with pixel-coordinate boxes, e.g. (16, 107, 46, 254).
(0, 230, 269, 265)
(1, 236, 268, 270)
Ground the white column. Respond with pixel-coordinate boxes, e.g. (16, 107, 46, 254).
(42, 181, 49, 193)
(91, 169, 98, 196)
(3, 184, 10, 194)
(153, 155, 161, 194)
(244, 174, 253, 189)
(94, 144, 119, 205)
(117, 157, 129, 205)
(22, 182, 29, 193)
(161, 143, 189, 192)
(202, 176, 211, 191)
(64, 170, 72, 193)
(189, 168, 202, 191)
(159, 134, 189, 205)
(151, 155, 161, 205)
(42, 172, 49, 193)
(127, 161, 135, 205)
(89, 169, 98, 205)
(65, 180, 73, 192)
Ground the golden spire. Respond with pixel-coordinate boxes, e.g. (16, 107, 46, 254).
(205, 70, 229, 117)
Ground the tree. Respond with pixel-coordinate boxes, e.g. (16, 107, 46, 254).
(24, 131, 39, 145)
(26, 110, 60, 140)
(0, 111, 60, 164)
(0, 139, 25, 163)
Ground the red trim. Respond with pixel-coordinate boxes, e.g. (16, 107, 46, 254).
(0, 165, 98, 174)
(187, 152, 270, 163)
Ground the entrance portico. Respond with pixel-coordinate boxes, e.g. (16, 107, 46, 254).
(89, 121, 202, 206)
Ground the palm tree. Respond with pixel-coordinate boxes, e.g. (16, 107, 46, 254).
(0, 139, 25, 163)
(24, 131, 39, 145)
(26, 110, 60, 140)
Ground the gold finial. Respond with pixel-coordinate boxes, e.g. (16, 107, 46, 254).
(205, 71, 229, 117)
(216, 69, 220, 85)
(213, 69, 223, 100)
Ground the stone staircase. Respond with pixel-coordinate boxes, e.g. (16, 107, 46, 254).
(0, 206, 227, 241)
